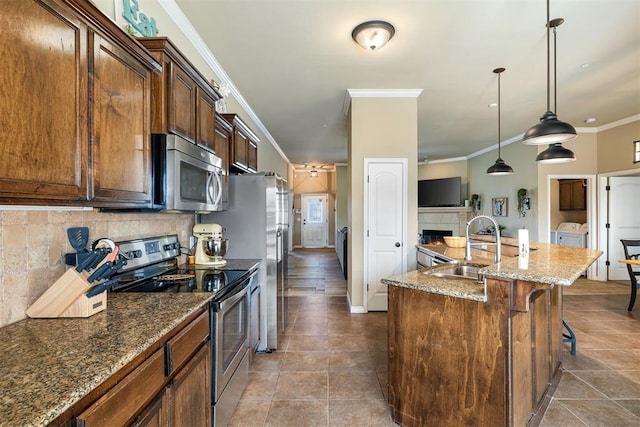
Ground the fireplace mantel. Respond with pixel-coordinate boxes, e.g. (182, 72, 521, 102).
(418, 207, 472, 214)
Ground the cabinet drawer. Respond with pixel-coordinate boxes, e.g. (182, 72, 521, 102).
(165, 310, 209, 376)
(76, 349, 165, 426)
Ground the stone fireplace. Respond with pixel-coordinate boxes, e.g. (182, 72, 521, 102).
(418, 207, 472, 239)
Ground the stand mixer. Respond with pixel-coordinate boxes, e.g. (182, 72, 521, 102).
(193, 223, 228, 266)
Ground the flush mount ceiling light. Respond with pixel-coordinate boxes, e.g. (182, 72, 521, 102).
(487, 67, 514, 176)
(351, 20, 395, 51)
(522, 1, 577, 146)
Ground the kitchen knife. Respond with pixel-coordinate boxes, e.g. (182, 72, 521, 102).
(85, 278, 118, 298)
(87, 261, 112, 283)
(75, 249, 97, 273)
(97, 259, 127, 282)
(89, 248, 110, 270)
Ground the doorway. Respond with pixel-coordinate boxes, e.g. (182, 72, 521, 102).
(364, 159, 407, 311)
(598, 173, 640, 281)
(547, 174, 597, 278)
(301, 194, 328, 248)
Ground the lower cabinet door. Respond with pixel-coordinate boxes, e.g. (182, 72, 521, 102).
(167, 343, 211, 427)
(132, 391, 169, 427)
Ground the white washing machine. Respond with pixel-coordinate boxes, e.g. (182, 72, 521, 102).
(552, 222, 588, 248)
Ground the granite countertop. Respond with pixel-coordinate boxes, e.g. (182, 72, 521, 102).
(0, 293, 212, 427)
(385, 238, 602, 301)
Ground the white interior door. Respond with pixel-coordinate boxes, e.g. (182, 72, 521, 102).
(608, 176, 640, 280)
(302, 194, 328, 248)
(365, 160, 406, 311)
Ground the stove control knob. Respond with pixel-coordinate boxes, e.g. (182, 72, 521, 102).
(134, 249, 143, 258)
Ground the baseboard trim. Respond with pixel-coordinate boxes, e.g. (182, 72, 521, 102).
(347, 292, 366, 313)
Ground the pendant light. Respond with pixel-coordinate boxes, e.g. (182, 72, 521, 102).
(487, 67, 514, 175)
(522, 0, 576, 146)
(535, 18, 576, 163)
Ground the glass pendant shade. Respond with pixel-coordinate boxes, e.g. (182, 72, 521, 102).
(487, 158, 514, 175)
(523, 111, 577, 145)
(535, 143, 576, 163)
(352, 21, 395, 51)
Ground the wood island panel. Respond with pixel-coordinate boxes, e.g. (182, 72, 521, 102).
(389, 277, 563, 427)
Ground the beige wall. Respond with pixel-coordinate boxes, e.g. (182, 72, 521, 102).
(467, 141, 540, 239)
(347, 96, 418, 309)
(290, 171, 336, 247)
(597, 120, 640, 174)
(0, 210, 194, 327)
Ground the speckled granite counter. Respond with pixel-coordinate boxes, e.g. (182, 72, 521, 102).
(0, 292, 212, 427)
(385, 238, 602, 301)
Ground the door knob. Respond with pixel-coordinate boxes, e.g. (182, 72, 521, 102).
(395, 242, 401, 247)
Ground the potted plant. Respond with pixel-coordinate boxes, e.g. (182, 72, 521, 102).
(517, 188, 529, 218)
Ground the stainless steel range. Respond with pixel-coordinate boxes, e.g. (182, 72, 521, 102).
(110, 234, 258, 427)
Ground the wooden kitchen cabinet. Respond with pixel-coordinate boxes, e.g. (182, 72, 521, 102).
(138, 37, 221, 150)
(74, 308, 210, 427)
(76, 348, 166, 426)
(167, 344, 211, 426)
(223, 113, 260, 173)
(132, 392, 169, 427)
(559, 179, 586, 211)
(0, 0, 158, 207)
(90, 32, 154, 205)
(215, 113, 233, 207)
(0, 0, 88, 203)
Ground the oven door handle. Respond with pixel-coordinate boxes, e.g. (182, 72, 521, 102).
(215, 279, 249, 311)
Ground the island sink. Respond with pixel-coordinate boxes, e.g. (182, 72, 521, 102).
(424, 262, 486, 283)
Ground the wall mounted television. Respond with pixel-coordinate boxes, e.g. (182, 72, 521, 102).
(418, 177, 462, 207)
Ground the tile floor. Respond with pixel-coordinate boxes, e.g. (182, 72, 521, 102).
(230, 249, 640, 426)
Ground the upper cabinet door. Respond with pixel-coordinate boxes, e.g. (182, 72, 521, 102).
(90, 32, 152, 205)
(196, 88, 216, 151)
(139, 38, 221, 146)
(0, 0, 89, 202)
(167, 62, 196, 141)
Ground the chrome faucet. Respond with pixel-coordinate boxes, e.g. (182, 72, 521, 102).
(464, 215, 501, 263)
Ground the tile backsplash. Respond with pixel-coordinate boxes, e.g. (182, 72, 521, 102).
(0, 209, 195, 327)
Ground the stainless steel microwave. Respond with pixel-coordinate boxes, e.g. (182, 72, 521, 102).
(153, 134, 227, 213)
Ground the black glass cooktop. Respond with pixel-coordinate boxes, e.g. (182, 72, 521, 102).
(114, 267, 250, 295)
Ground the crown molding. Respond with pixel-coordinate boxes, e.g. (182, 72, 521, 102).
(158, 0, 290, 165)
(343, 89, 423, 115)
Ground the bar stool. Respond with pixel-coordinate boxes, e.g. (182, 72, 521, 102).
(620, 239, 640, 311)
(562, 319, 576, 356)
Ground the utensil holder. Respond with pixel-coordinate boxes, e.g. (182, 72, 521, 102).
(26, 269, 107, 318)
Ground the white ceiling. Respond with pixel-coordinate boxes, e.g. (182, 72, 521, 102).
(173, 0, 640, 166)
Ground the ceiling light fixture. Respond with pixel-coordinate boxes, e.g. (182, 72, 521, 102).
(310, 167, 318, 178)
(522, 0, 576, 147)
(535, 16, 576, 164)
(487, 67, 514, 176)
(351, 20, 395, 51)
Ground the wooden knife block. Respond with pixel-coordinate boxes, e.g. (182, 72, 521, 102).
(26, 268, 107, 318)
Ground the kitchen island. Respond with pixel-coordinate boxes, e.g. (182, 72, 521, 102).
(0, 292, 212, 426)
(382, 239, 602, 427)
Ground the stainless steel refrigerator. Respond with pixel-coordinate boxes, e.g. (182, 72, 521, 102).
(201, 172, 288, 351)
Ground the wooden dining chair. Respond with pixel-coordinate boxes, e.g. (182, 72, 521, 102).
(620, 239, 640, 311)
